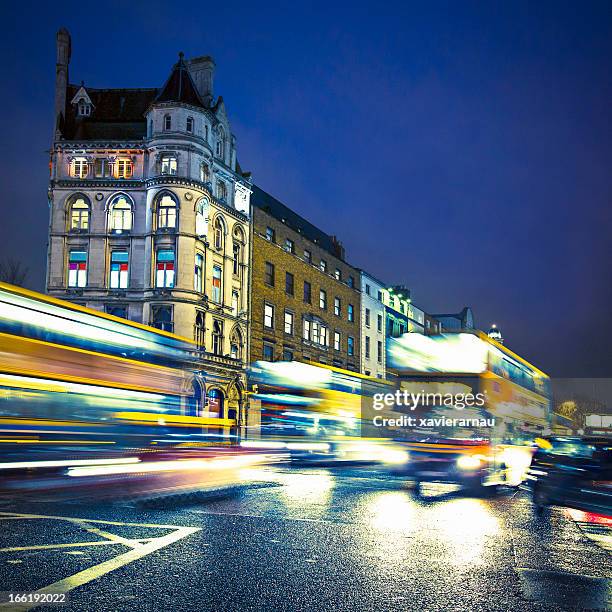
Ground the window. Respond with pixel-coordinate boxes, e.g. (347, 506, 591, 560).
(282, 349, 294, 362)
(377, 290, 383, 301)
(194, 253, 204, 292)
(310, 321, 328, 346)
(186, 116, 194, 133)
(365, 308, 370, 327)
(109, 251, 129, 289)
(213, 217, 225, 250)
(365, 284, 371, 296)
(69, 196, 89, 231)
(334, 297, 341, 316)
(194, 311, 205, 348)
(200, 163, 210, 184)
(284, 238, 294, 254)
(164, 114, 171, 130)
(303, 281, 311, 303)
(319, 289, 327, 310)
(195, 199, 207, 236)
(265, 227, 275, 242)
(152, 305, 173, 332)
(232, 290, 239, 316)
(160, 155, 177, 175)
(233, 242, 242, 276)
(264, 262, 275, 286)
(216, 181, 227, 201)
(77, 101, 91, 116)
(94, 158, 109, 178)
(335, 268, 342, 281)
(348, 304, 354, 322)
(71, 157, 89, 178)
(303, 249, 311, 264)
(108, 194, 132, 232)
(303, 319, 311, 341)
(377, 313, 383, 333)
(230, 328, 242, 360)
(156, 249, 175, 288)
(212, 265, 222, 302)
(68, 250, 87, 287)
(264, 303, 274, 328)
(334, 331, 341, 351)
(377, 341, 383, 363)
(284, 310, 294, 335)
(348, 336, 354, 356)
(216, 128, 225, 158)
(285, 272, 294, 296)
(212, 320, 223, 356)
(157, 194, 177, 229)
(114, 159, 133, 179)
(320, 259, 327, 272)
(365, 336, 371, 359)
(208, 388, 224, 416)
(263, 343, 274, 361)
(106, 304, 127, 319)
(348, 276, 355, 289)
(204, 125, 209, 141)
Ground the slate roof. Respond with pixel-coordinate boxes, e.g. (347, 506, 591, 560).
(60, 53, 206, 141)
(251, 185, 345, 260)
(62, 86, 157, 140)
(154, 53, 207, 108)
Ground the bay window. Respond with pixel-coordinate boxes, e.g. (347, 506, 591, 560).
(156, 249, 175, 288)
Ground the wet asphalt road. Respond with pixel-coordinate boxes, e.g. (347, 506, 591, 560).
(0, 466, 610, 612)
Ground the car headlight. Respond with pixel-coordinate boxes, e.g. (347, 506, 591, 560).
(457, 455, 482, 470)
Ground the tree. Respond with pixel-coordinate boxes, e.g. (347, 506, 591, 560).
(0, 259, 29, 287)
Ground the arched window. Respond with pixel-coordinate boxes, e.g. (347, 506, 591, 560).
(194, 311, 205, 349)
(232, 226, 244, 276)
(216, 127, 225, 159)
(68, 196, 90, 232)
(230, 328, 243, 360)
(108, 194, 133, 233)
(157, 193, 177, 229)
(208, 388, 224, 418)
(213, 216, 225, 250)
(188, 379, 203, 417)
(216, 180, 227, 202)
(195, 199, 207, 236)
(186, 116, 194, 133)
(200, 162, 210, 183)
(164, 114, 172, 130)
(211, 320, 223, 356)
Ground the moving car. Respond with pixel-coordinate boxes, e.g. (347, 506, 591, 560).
(525, 436, 612, 516)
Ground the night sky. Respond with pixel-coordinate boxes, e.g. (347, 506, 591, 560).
(0, 1, 610, 377)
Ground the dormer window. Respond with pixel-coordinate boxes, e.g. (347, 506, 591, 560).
(71, 157, 89, 178)
(186, 117, 194, 133)
(216, 127, 225, 159)
(164, 114, 172, 131)
(114, 158, 133, 179)
(78, 101, 91, 117)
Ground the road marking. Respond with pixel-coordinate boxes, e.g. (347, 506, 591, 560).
(0, 511, 200, 612)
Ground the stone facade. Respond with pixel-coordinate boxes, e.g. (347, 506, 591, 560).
(249, 198, 361, 371)
(46, 29, 251, 424)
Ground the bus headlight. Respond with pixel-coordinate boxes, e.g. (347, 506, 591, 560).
(457, 455, 482, 470)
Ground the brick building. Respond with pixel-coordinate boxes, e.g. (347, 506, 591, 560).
(249, 186, 361, 371)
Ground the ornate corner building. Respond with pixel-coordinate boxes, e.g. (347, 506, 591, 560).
(46, 28, 252, 424)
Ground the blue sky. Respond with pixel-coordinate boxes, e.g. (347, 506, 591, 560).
(1, 1, 610, 376)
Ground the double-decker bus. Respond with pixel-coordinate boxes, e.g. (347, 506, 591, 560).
(0, 282, 236, 470)
(380, 330, 551, 489)
(247, 360, 407, 464)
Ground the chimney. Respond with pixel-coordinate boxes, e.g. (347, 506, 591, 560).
(187, 56, 215, 105)
(54, 27, 71, 139)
